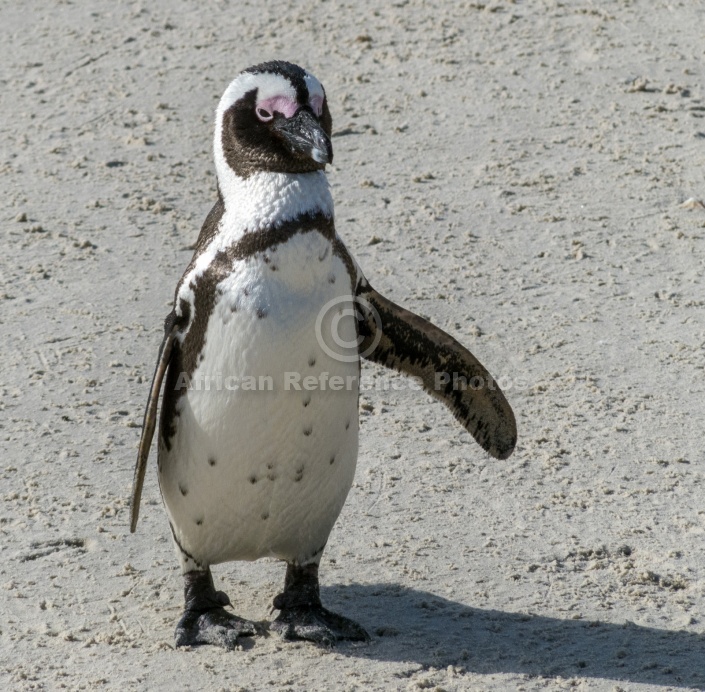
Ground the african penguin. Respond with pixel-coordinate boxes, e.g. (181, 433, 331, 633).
(131, 60, 517, 649)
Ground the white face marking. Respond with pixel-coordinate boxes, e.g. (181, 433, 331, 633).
(218, 72, 296, 116)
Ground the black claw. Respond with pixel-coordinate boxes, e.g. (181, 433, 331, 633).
(175, 568, 258, 650)
(271, 563, 369, 645)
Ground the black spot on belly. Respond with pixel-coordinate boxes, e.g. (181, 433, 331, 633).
(330, 455, 335, 465)
(267, 472, 277, 481)
(308, 356, 316, 367)
(257, 307, 268, 319)
(345, 420, 350, 430)
(261, 512, 269, 520)
(195, 518, 203, 526)
(267, 463, 273, 470)
(328, 274, 336, 284)
(249, 475, 257, 484)
(179, 484, 188, 497)
(270, 265, 277, 271)
(303, 425, 312, 437)
(303, 395, 311, 407)
(243, 287, 250, 297)
(208, 457, 217, 467)
(231, 304, 237, 313)
(295, 466, 304, 482)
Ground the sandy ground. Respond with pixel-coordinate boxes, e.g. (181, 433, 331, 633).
(2, 0, 705, 689)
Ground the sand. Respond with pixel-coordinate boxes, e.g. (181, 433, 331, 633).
(2, 0, 705, 689)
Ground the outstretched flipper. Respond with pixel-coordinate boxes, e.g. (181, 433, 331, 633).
(130, 313, 179, 532)
(356, 280, 517, 459)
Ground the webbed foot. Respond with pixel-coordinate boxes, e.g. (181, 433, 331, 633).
(272, 603, 370, 645)
(271, 563, 369, 645)
(175, 568, 258, 650)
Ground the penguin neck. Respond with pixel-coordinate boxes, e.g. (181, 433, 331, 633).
(215, 167, 334, 242)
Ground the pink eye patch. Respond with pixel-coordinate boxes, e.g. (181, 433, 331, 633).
(256, 96, 299, 120)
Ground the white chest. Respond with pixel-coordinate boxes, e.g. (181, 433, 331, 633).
(159, 230, 360, 568)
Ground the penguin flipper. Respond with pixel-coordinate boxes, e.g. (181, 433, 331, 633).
(130, 314, 179, 532)
(356, 282, 517, 460)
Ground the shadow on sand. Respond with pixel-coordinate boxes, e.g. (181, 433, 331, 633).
(321, 583, 705, 688)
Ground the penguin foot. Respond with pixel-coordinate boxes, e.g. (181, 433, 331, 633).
(271, 604, 370, 645)
(175, 568, 258, 650)
(175, 606, 258, 650)
(271, 562, 369, 646)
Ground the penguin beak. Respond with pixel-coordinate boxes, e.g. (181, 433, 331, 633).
(272, 108, 333, 165)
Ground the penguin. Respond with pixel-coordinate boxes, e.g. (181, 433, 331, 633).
(130, 60, 517, 650)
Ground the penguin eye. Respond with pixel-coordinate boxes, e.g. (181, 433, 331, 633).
(256, 107, 273, 122)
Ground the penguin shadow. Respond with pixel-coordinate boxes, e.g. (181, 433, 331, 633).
(321, 583, 705, 688)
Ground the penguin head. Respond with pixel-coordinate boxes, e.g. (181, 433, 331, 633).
(214, 61, 333, 180)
